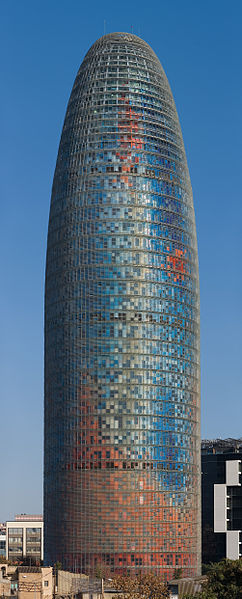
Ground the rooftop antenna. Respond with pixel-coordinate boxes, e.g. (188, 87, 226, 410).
(104, 20, 106, 35)
(131, 24, 133, 34)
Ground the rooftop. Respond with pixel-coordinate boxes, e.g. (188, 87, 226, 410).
(202, 438, 242, 454)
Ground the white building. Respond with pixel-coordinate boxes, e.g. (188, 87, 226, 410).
(6, 516, 43, 562)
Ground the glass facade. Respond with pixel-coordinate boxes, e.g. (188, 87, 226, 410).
(26, 528, 41, 558)
(44, 33, 200, 578)
(0, 535, 6, 557)
(8, 528, 23, 560)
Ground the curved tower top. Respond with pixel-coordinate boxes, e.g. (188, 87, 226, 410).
(44, 32, 200, 579)
(85, 32, 164, 60)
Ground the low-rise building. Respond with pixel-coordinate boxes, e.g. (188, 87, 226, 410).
(6, 515, 43, 563)
(18, 566, 52, 599)
(168, 576, 206, 598)
(0, 566, 11, 597)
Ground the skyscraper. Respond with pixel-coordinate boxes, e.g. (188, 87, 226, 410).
(44, 33, 200, 578)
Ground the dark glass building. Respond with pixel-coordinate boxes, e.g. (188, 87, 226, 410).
(202, 439, 242, 564)
(44, 33, 200, 578)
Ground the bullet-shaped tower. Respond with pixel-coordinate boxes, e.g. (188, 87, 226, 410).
(44, 33, 200, 578)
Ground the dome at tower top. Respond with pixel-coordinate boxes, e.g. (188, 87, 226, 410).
(83, 32, 163, 67)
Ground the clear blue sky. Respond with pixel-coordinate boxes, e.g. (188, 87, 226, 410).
(1, 0, 241, 521)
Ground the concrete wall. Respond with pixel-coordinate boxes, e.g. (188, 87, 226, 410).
(57, 570, 88, 595)
(226, 460, 241, 486)
(0, 568, 11, 597)
(214, 484, 226, 533)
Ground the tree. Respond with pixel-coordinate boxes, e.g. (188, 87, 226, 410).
(185, 559, 242, 599)
(172, 567, 183, 579)
(95, 560, 111, 579)
(184, 594, 216, 599)
(21, 556, 40, 566)
(203, 559, 242, 599)
(113, 572, 169, 599)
